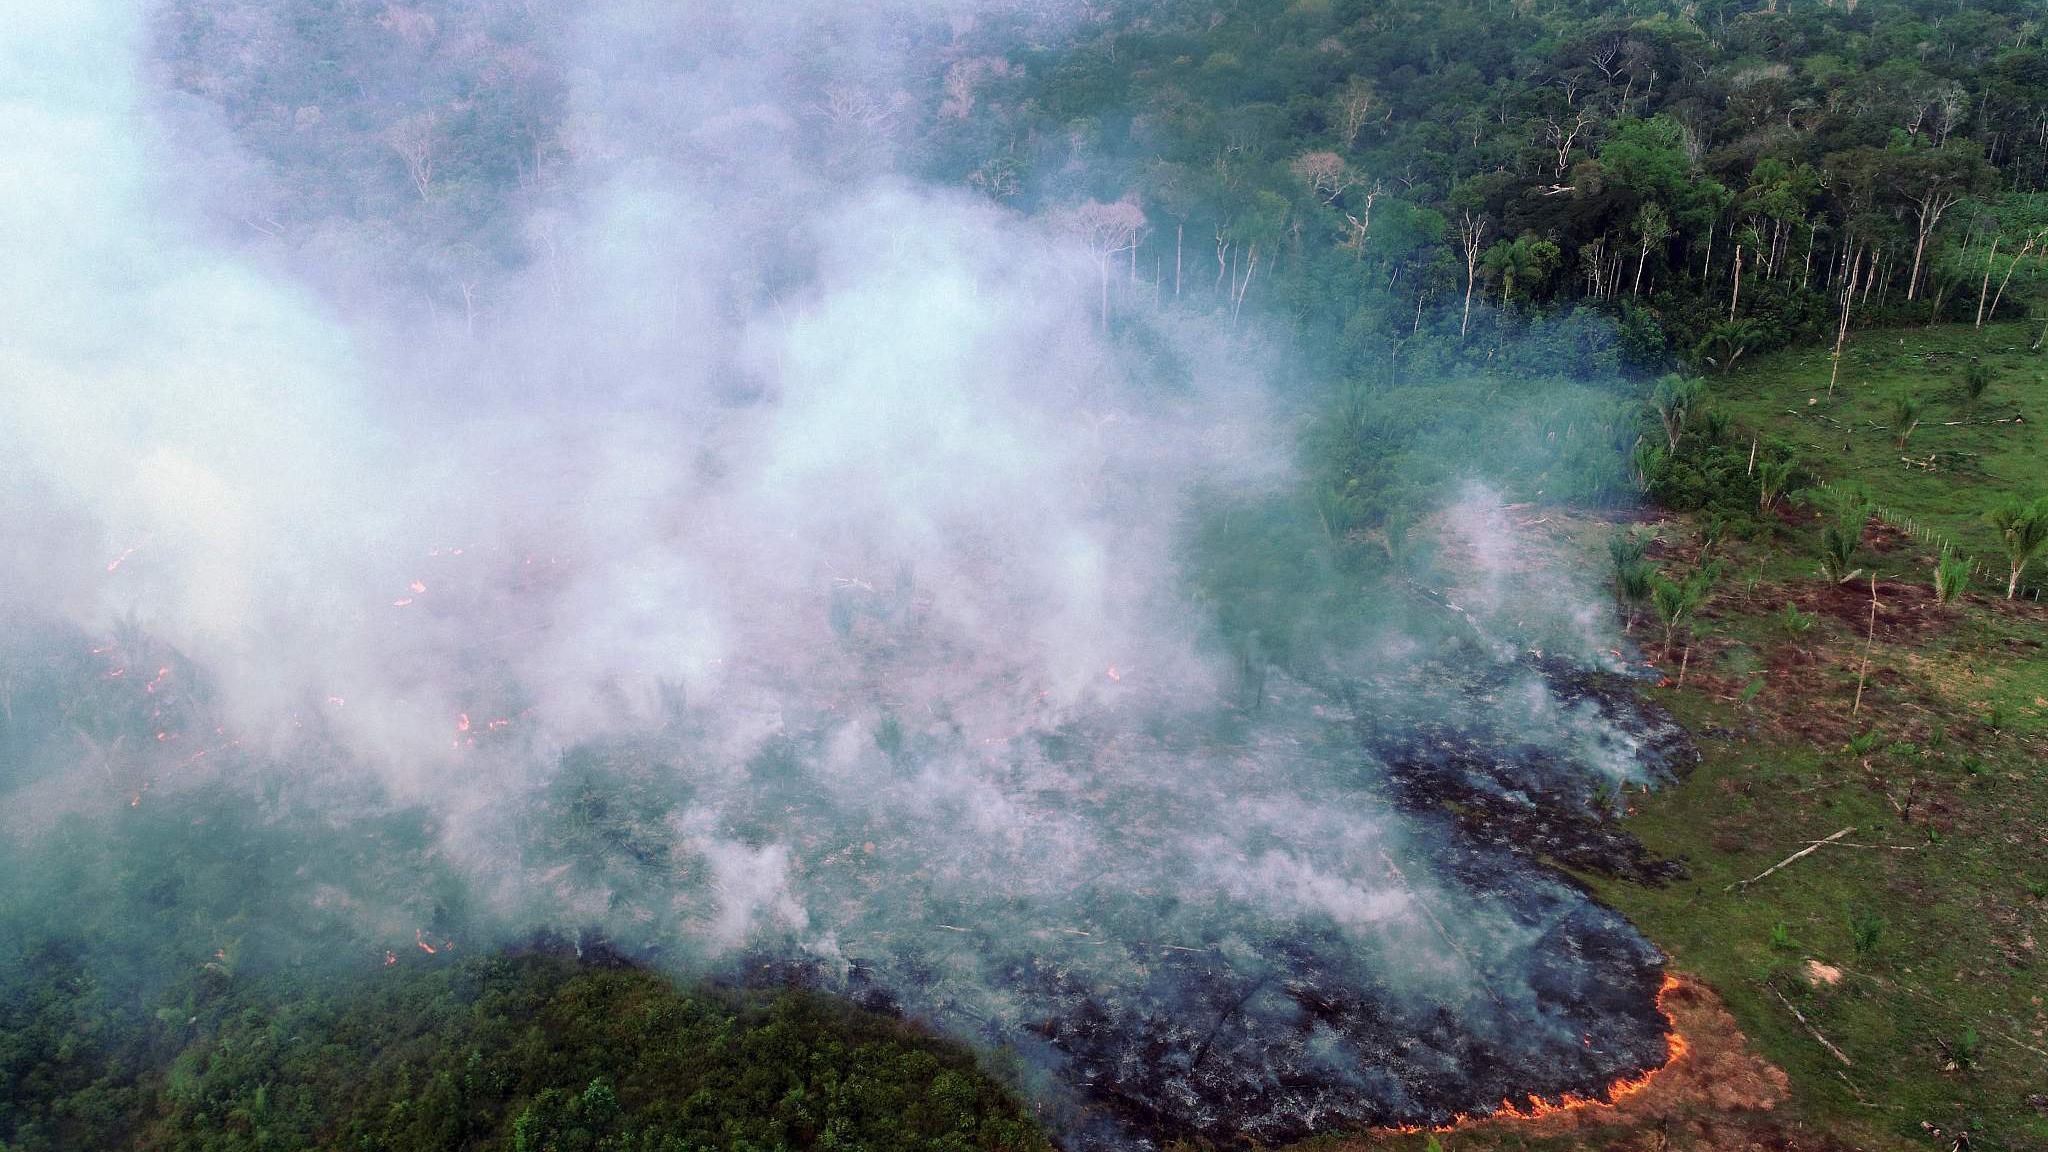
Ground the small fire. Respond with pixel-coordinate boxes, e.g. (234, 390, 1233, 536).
(385, 950, 399, 965)
(145, 666, 171, 693)
(1389, 974, 1690, 1134)
(327, 695, 346, 707)
(456, 713, 471, 732)
(106, 542, 144, 572)
(1106, 665, 1121, 682)
(392, 597, 414, 607)
(176, 736, 241, 767)
(415, 929, 440, 955)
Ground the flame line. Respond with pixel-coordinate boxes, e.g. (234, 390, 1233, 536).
(1385, 973, 1690, 1134)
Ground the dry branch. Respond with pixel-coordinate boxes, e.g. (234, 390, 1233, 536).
(1727, 827, 1855, 890)
(1771, 985, 1855, 1066)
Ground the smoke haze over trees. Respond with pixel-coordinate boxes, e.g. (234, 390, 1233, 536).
(4, 0, 2046, 1148)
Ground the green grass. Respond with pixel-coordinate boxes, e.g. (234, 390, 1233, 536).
(1710, 321, 2048, 595)
(1588, 321, 2048, 1151)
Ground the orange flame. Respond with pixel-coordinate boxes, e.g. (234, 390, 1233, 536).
(1388, 974, 1689, 1134)
(1106, 665, 1121, 681)
(385, 950, 399, 966)
(415, 929, 438, 955)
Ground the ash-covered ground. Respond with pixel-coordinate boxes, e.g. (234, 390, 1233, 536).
(1, 3, 1699, 1145)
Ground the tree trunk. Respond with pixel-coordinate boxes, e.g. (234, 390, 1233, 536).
(1908, 222, 1930, 301)
(1233, 244, 1258, 326)
(1976, 236, 1999, 327)
(1990, 239, 2035, 321)
(1729, 245, 1743, 320)
(1829, 247, 1860, 395)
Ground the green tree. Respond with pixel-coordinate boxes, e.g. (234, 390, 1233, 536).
(1479, 233, 1562, 307)
(1985, 498, 2048, 599)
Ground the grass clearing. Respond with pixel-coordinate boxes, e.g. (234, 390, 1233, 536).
(1711, 322, 2048, 596)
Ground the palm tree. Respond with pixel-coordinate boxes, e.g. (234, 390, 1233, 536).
(1757, 454, 1793, 514)
(1649, 374, 1703, 452)
(1985, 498, 2048, 599)
(1479, 234, 1562, 307)
(1890, 395, 1922, 449)
(1694, 318, 1761, 373)
(1651, 570, 1712, 658)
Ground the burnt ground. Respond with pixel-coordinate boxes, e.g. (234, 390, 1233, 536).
(725, 651, 1706, 1150)
(1357, 655, 1699, 885)
(0, 605, 1711, 1152)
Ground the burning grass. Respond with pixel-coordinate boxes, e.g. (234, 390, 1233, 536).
(1365, 972, 1789, 1143)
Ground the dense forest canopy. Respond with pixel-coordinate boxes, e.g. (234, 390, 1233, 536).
(151, 0, 2048, 379)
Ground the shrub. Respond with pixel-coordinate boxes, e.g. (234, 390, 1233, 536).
(1756, 454, 1794, 515)
(1933, 550, 1971, 605)
(1818, 523, 1862, 583)
(1963, 360, 1991, 400)
(1889, 395, 1921, 449)
(1848, 906, 1886, 955)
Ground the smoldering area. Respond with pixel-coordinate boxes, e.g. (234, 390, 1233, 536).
(0, 1, 1691, 1145)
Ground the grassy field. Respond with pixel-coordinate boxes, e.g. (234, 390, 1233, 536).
(1607, 323, 2048, 1151)
(1710, 322, 2048, 595)
(1331, 322, 2048, 1152)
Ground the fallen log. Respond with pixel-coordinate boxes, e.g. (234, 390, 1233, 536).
(1727, 827, 1855, 891)
(1772, 985, 1854, 1067)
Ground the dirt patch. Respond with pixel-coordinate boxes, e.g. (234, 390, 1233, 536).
(1786, 578, 1959, 645)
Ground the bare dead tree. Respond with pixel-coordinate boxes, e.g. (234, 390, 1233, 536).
(1904, 177, 1966, 301)
(812, 84, 902, 168)
(1538, 108, 1598, 180)
(1052, 198, 1146, 328)
(1933, 83, 1968, 146)
(1331, 78, 1382, 149)
(1988, 231, 2044, 323)
(1457, 211, 1490, 338)
(385, 111, 440, 202)
(1289, 151, 1357, 204)
(1341, 178, 1385, 259)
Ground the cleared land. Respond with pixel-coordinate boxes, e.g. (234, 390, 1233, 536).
(1331, 323, 2048, 1152)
